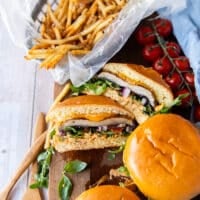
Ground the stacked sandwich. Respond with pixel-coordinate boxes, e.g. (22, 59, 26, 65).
(46, 63, 174, 152)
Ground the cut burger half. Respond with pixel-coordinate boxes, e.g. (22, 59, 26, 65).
(71, 63, 174, 124)
(46, 95, 135, 152)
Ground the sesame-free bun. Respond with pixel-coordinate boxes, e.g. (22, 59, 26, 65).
(103, 63, 173, 107)
(123, 114, 200, 200)
(75, 185, 140, 200)
(46, 95, 134, 125)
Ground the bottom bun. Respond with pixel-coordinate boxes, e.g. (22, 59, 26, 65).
(75, 185, 140, 200)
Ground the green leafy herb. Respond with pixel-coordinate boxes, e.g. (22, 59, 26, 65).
(50, 129, 56, 139)
(63, 126, 83, 137)
(154, 93, 189, 114)
(30, 147, 54, 189)
(70, 85, 85, 96)
(58, 160, 87, 200)
(71, 78, 120, 96)
(58, 175, 72, 200)
(143, 94, 189, 116)
(107, 143, 125, 160)
(143, 104, 154, 115)
(101, 130, 114, 137)
(64, 160, 87, 174)
(107, 152, 116, 160)
(117, 166, 130, 177)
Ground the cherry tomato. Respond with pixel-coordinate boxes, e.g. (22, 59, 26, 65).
(165, 73, 182, 90)
(154, 18, 172, 37)
(174, 56, 190, 71)
(194, 104, 200, 121)
(184, 72, 195, 86)
(176, 88, 192, 106)
(142, 44, 163, 62)
(153, 57, 173, 76)
(136, 25, 156, 45)
(166, 42, 181, 58)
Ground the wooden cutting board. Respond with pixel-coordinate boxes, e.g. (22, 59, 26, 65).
(48, 84, 124, 200)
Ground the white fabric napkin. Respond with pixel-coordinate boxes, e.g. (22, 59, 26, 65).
(160, 0, 200, 101)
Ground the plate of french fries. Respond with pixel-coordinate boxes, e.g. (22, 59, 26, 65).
(25, 0, 128, 69)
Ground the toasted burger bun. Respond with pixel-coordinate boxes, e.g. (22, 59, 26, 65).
(123, 114, 200, 200)
(102, 63, 173, 107)
(46, 95, 134, 125)
(75, 185, 140, 200)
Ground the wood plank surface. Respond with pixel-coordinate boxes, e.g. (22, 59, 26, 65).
(0, 15, 54, 200)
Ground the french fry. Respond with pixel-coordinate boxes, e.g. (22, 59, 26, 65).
(49, 82, 71, 111)
(93, 31, 104, 44)
(31, 43, 50, 50)
(47, 4, 63, 29)
(70, 49, 90, 55)
(37, 34, 80, 45)
(58, 0, 69, 22)
(97, 0, 106, 17)
(53, 27, 62, 39)
(26, 0, 127, 69)
(43, 32, 52, 39)
(66, 8, 88, 36)
(66, 0, 73, 27)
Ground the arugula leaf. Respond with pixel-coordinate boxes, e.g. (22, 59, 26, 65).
(154, 93, 189, 114)
(108, 144, 125, 154)
(143, 104, 154, 115)
(64, 160, 87, 174)
(143, 94, 189, 116)
(71, 78, 120, 96)
(107, 143, 125, 160)
(30, 147, 54, 189)
(101, 130, 114, 137)
(107, 153, 116, 160)
(70, 85, 85, 96)
(62, 126, 83, 137)
(58, 175, 72, 200)
(117, 166, 130, 177)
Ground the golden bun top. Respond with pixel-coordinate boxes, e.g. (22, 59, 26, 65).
(75, 185, 140, 200)
(103, 63, 173, 106)
(123, 114, 200, 200)
(46, 95, 134, 124)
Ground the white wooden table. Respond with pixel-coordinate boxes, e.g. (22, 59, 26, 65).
(0, 15, 54, 199)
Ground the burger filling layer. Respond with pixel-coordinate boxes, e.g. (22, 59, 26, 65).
(70, 76, 156, 117)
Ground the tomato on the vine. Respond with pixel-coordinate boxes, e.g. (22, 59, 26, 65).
(166, 42, 181, 58)
(174, 57, 190, 71)
(153, 57, 173, 76)
(142, 44, 163, 62)
(154, 18, 172, 38)
(165, 73, 182, 90)
(184, 72, 195, 86)
(135, 25, 156, 45)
